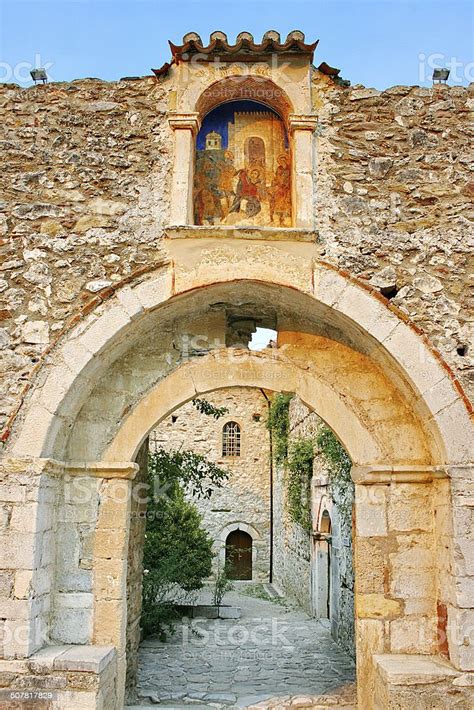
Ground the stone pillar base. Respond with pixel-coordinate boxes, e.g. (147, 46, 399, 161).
(0, 645, 116, 710)
(373, 654, 474, 709)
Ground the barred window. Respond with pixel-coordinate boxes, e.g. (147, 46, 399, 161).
(222, 421, 241, 457)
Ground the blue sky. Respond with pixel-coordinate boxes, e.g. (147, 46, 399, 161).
(0, 0, 472, 89)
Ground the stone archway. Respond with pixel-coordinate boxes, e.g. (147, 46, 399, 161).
(218, 521, 261, 580)
(1, 254, 472, 708)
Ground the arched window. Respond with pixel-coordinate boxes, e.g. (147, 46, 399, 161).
(320, 509, 332, 534)
(222, 421, 241, 457)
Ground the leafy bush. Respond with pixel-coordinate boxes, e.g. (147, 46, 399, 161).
(149, 448, 229, 500)
(192, 398, 229, 419)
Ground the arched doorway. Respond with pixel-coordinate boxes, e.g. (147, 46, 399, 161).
(2, 257, 472, 709)
(225, 529, 253, 580)
(245, 136, 266, 168)
(312, 510, 332, 619)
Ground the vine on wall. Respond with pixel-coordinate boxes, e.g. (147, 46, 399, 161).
(266, 392, 293, 463)
(287, 438, 314, 531)
(267, 396, 353, 533)
(316, 424, 353, 520)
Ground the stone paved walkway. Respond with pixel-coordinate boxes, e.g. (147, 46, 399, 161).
(129, 585, 356, 709)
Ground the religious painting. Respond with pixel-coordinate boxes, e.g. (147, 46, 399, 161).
(194, 100, 292, 227)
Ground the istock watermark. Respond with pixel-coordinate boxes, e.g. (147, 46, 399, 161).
(0, 54, 54, 85)
(418, 52, 474, 84)
(180, 616, 297, 649)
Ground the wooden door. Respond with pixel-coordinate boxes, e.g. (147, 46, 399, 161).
(225, 530, 252, 580)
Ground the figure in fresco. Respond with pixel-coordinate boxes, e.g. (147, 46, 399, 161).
(270, 154, 291, 226)
(194, 100, 292, 227)
(230, 167, 263, 218)
(218, 150, 237, 216)
(194, 154, 223, 224)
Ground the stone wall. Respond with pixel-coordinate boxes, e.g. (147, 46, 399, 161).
(0, 75, 472, 443)
(151, 387, 272, 581)
(0, 76, 172, 438)
(0, 458, 60, 658)
(273, 465, 312, 611)
(313, 74, 473, 396)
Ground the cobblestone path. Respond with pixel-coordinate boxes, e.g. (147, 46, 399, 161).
(129, 586, 356, 709)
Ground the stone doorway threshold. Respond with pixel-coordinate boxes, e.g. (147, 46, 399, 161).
(128, 586, 356, 709)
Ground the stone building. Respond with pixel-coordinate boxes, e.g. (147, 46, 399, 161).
(150, 387, 272, 582)
(0, 28, 473, 710)
(273, 396, 355, 658)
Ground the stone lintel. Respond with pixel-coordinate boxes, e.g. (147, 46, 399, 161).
(167, 112, 200, 134)
(165, 224, 319, 242)
(312, 531, 332, 542)
(351, 465, 448, 485)
(288, 113, 318, 132)
(373, 653, 460, 685)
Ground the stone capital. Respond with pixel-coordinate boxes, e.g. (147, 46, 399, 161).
(63, 461, 139, 479)
(0, 458, 140, 480)
(288, 113, 318, 132)
(351, 465, 448, 485)
(167, 112, 201, 135)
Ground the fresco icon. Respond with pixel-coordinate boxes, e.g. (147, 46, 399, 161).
(194, 100, 291, 227)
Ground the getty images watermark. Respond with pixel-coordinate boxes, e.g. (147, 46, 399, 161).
(0, 54, 54, 84)
(418, 52, 474, 84)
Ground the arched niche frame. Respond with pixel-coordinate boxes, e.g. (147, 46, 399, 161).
(167, 75, 317, 228)
(217, 521, 261, 580)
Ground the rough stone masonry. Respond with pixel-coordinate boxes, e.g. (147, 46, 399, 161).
(0, 72, 473, 437)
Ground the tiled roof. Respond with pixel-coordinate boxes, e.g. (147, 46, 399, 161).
(152, 30, 318, 76)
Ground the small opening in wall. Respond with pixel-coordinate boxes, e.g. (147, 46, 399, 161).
(380, 285, 399, 300)
(171, 415, 178, 423)
(456, 344, 468, 357)
(249, 327, 278, 351)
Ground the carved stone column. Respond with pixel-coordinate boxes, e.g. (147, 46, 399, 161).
(168, 112, 200, 225)
(289, 114, 318, 229)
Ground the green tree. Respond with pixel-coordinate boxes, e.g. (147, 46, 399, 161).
(141, 439, 229, 637)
